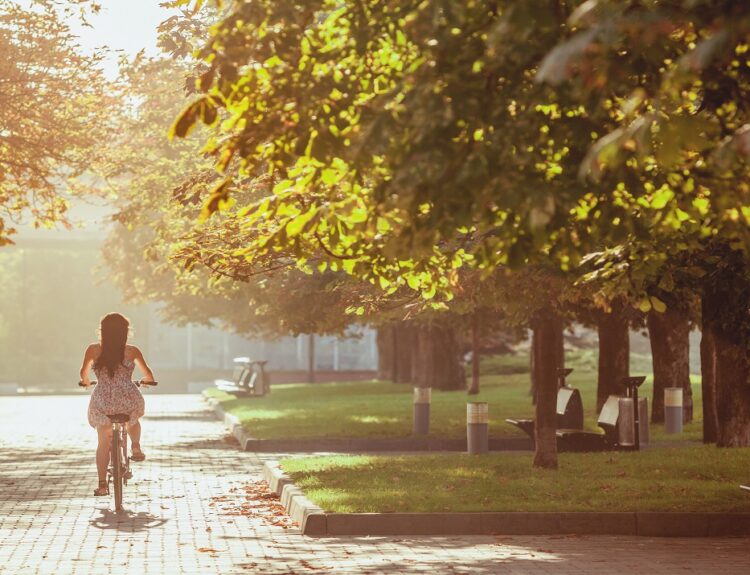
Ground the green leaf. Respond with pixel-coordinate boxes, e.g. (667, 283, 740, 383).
(285, 208, 316, 238)
(650, 296, 667, 313)
(169, 98, 203, 139)
(638, 297, 652, 313)
(422, 285, 437, 299)
(200, 178, 232, 221)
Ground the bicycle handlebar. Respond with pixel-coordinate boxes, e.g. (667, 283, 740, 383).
(79, 380, 158, 387)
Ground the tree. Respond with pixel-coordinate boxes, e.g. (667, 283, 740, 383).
(103, 51, 473, 395)
(166, 0, 620, 468)
(700, 297, 719, 443)
(0, 0, 111, 244)
(532, 307, 563, 469)
(541, 0, 750, 444)
(169, 0, 750, 454)
(702, 249, 750, 447)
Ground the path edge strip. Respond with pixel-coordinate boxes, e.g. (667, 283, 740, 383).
(263, 461, 327, 535)
(260, 462, 750, 537)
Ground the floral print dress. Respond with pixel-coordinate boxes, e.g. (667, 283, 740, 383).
(88, 356, 145, 428)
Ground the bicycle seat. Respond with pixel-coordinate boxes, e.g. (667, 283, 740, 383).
(107, 414, 130, 423)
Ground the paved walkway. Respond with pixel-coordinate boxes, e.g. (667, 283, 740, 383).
(0, 394, 748, 574)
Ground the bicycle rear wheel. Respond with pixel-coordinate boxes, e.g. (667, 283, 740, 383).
(111, 428, 123, 511)
(121, 427, 130, 484)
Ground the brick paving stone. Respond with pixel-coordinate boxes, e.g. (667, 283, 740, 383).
(0, 394, 748, 574)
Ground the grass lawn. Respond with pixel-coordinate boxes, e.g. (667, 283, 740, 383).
(280, 447, 750, 513)
(206, 350, 705, 441)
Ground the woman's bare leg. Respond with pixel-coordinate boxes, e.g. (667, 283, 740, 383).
(128, 421, 143, 454)
(96, 425, 112, 483)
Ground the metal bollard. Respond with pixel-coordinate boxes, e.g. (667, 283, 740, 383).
(665, 387, 683, 434)
(413, 387, 431, 435)
(467, 402, 489, 454)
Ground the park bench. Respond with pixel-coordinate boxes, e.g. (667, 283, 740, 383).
(214, 357, 270, 397)
(558, 377, 649, 452)
(505, 368, 584, 438)
(555, 395, 620, 452)
(508, 375, 648, 452)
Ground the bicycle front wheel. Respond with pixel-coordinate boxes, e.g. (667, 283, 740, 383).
(111, 429, 123, 511)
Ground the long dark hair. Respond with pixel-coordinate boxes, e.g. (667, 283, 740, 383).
(93, 313, 130, 377)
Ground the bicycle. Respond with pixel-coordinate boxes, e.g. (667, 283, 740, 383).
(78, 379, 158, 511)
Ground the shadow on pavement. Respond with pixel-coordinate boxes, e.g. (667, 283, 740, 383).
(165, 437, 240, 451)
(0, 446, 91, 466)
(89, 508, 168, 532)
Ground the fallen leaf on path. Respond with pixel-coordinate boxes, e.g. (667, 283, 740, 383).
(300, 559, 329, 570)
(223, 435, 240, 446)
(209, 480, 296, 529)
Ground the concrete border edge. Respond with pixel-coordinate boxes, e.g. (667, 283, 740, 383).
(205, 394, 750, 538)
(258, 458, 750, 537)
(262, 461, 326, 535)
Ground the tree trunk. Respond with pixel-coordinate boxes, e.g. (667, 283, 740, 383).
(703, 282, 750, 447)
(596, 299, 630, 411)
(412, 323, 465, 390)
(376, 326, 395, 381)
(700, 316, 718, 444)
(533, 309, 562, 469)
(468, 313, 480, 395)
(529, 328, 540, 404)
(393, 323, 416, 384)
(647, 307, 692, 424)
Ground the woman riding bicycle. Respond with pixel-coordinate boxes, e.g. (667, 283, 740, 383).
(79, 313, 155, 496)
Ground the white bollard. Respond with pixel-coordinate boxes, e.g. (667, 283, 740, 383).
(467, 402, 489, 454)
(413, 387, 431, 435)
(665, 387, 683, 434)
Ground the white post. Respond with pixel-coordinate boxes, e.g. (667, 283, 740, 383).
(333, 338, 340, 371)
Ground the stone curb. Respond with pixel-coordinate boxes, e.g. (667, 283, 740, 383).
(260, 461, 750, 537)
(262, 461, 327, 535)
(206, 394, 750, 538)
(202, 391, 532, 452)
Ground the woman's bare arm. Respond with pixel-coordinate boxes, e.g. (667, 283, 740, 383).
(132, 346, 155, 382)
(79, 344, 98, 386)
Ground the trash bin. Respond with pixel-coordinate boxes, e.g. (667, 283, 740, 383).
(618, 397, 649, 448)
